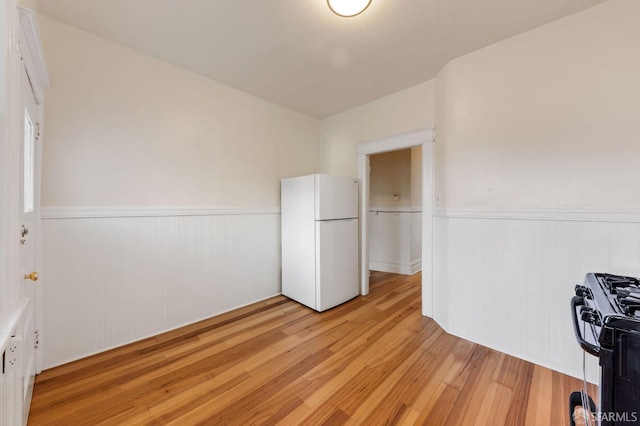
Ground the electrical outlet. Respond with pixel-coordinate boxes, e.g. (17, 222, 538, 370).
(2, 337, 22, 374)
(3, 345, 18, 373)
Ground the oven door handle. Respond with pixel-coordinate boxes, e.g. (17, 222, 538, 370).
(571, 296, 600, 357)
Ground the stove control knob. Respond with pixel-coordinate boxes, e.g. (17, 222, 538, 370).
(580, 307, 601, 326)
(575, 285, 593, 299)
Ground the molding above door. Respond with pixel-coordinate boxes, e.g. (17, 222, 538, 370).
(357, 129, 434, 155)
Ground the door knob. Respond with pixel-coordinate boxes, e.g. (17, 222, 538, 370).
(24, 271, 39, 281)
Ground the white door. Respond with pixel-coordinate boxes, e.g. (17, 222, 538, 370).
(316, 219, 359, 311)
(19, 63, 41, 417)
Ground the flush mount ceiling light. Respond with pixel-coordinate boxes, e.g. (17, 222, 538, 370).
(327, 0, 372, 17)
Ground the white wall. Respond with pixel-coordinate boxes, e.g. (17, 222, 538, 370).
(432, 0, 640, 382)
(18, 0, 37, 10)
(39, 16, 321, 208)
(321, 79, 435, 177)
(435, 0, 640, 209)
(369, 209, 422, 275)
(370, 149, 412, 207)
(37, 16, 322, 367)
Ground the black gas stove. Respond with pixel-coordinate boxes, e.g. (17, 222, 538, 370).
(572, 273, 640, 425)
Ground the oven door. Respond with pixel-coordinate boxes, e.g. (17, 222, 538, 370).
(598, 322, 640, 424)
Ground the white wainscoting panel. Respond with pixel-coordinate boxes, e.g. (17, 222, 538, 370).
(411, 210, 422, 273)
(41, 208, 281, 368)
(0, 299, 28, 426)
(433, 208, 640, 383)
(369, 208, 422, 275)
(0, 374, 21, 426)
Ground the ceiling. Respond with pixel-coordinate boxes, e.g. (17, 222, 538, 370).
(36, 0, 606, 118)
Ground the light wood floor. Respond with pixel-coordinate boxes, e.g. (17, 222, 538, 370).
(29, 272, 593, 425)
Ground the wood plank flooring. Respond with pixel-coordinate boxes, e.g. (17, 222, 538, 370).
(29, 272, 594, 425)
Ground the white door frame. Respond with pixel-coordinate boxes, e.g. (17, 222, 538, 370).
(357, 128, 434, 317)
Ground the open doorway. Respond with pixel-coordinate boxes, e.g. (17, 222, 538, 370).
(368, 148, 422, 276)
(357, 129, 434, 317)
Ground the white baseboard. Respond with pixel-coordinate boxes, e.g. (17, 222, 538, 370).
(369, 206, 422, 213)
(370, 261, 420, 276)
(410, 259, 422, 275)
(431, 316, 597, 384)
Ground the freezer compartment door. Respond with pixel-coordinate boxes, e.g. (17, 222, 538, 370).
(316, 219, 359, 311)
(315, 175, 359, 220)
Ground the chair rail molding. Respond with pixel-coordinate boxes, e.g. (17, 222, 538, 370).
(42, 206, 281, 220)
(433, 207, 640, 223)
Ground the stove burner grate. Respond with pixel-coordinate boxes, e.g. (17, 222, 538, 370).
(599, 274, 640, 292)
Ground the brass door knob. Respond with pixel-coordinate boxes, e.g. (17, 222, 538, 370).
(24, 271, 39, 281)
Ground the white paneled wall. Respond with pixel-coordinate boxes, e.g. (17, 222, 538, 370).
(410, 210, 422, 270)
(41, 208, 281, 368)
(40, 204, 637, 384)
(433, 209, 640, 383)
(369, 208, 421, 275)
(0, 300, 28, 426)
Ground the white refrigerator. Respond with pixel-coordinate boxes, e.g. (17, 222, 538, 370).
(281, 174, 359, 312)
